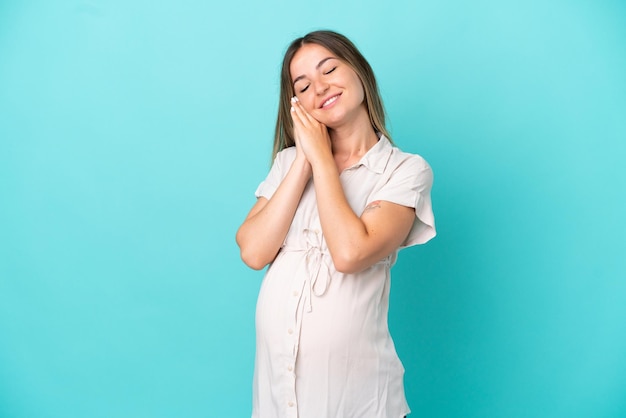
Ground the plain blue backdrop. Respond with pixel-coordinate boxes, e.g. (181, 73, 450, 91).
(1, 0, 625, 417)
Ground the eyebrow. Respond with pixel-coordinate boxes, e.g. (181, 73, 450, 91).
(292, 57, 337, 86)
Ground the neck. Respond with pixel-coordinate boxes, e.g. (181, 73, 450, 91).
(328, 109, 379, 161)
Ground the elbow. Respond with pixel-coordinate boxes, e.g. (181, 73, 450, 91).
(334, 262, 362, 275)
(236, 231, 276, 270)
(239, 248, 270, 271)
(236, 230, 264, 270)
(331, 251, 366, 275)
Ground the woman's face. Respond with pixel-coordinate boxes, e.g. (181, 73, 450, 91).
(289, 43, 366, 128)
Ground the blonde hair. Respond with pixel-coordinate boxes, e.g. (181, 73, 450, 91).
(272, 30, 391, 161)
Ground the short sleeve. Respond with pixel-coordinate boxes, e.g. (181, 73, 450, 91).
(370, 154, 436, 247)
(254, 147, 296, 200)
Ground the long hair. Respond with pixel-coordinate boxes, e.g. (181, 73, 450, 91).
(271, 30, 391, 161)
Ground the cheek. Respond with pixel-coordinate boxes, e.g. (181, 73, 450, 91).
(298, 93, 317, 112)
(352, 78, 366, 102)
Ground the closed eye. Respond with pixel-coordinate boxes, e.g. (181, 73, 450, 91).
(324, 66, 337, 75)
(299, 84, 310, 93)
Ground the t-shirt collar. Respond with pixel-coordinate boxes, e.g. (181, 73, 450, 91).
(355, 134, 393, 174)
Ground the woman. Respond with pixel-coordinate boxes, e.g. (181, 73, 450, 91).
(236, 30, 436, 418)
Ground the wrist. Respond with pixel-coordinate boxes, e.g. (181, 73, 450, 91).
(309, 149, 335, 173)
(293, 155, 312, 176)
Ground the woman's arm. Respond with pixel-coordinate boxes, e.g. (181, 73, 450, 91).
(235, 154, 311, 270)
(310, 156, 415, 274)
(290, 99, 415, 274)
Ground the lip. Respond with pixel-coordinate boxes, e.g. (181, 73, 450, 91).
(319, 93, 341, 109)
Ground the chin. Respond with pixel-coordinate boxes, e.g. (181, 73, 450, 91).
(316, 111, 346, 128)
(320, 119, 341, 130)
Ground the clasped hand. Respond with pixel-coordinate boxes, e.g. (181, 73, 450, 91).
(290, 96, 332, 167)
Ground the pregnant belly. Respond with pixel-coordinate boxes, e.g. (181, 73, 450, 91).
(255, 252, 390, 357)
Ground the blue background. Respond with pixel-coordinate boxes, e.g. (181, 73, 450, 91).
(1, 0, 625, 417)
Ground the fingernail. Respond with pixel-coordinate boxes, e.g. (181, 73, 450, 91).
(290, 106, 295, 112)
(291, 96, 298, 103)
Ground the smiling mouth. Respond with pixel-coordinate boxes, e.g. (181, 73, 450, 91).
(321, 94, 340, 108)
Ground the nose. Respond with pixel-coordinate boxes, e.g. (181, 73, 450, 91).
(314, 80, 330, 95)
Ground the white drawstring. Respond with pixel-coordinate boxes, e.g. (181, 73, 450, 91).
(281, 228, 332, 358)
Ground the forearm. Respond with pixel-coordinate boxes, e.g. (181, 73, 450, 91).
(310, 158, 371, 273)
(236, 158, 311, 269)
(287, 96, 411, 273)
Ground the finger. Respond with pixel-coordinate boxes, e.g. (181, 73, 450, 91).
(290, 97, 305, 121)
(290, 101, 308, 144)
(290, 97, 313, 127)
(290, 99, 305, 129)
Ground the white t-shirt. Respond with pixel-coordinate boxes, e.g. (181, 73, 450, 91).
(252, 136, 436, 418)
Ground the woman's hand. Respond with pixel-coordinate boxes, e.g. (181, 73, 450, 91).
(290, 96, 332, 167)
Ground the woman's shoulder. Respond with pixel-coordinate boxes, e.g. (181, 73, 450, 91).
(387, 140, 432, 173)
(269, 146, 297, 170)
(274, 145, 297, 162)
